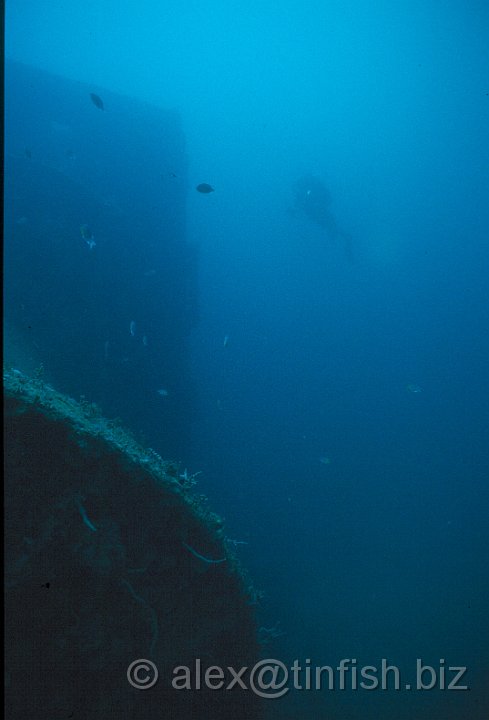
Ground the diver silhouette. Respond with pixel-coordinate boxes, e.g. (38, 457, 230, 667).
(293, 175, 354, 262)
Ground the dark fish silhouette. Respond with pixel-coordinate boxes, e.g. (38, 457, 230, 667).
(90, 93, 104, 110)
(196, 183, 214, 193)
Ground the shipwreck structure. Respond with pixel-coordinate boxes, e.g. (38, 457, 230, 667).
(4, 63, 262, 719)
(4, 370, 261, 719)
(4, 60, 198, 457)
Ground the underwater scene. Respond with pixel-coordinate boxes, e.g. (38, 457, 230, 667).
(4, 2, 489, 719)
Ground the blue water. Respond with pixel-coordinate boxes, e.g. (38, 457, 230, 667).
(5, 2, 489, 718)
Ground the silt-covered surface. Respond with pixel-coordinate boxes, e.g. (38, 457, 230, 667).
(4, 368, 262, 719)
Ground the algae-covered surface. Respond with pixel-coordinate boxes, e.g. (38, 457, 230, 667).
(4, 368, 261, 719)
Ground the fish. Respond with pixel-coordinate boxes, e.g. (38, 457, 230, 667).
(142, 335, 148, 347)
(90, 93, 104, 110)
(157, 388, 168, 397)
(196, 183, 214, 193)
(130, 321, 136, 337)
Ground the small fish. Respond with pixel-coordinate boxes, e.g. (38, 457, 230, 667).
(130, 321, 136, 337)
(85, 239, 96, 250)
(90, 92, 104, 110)
(142, 335, 148, 347)
(223, 335, 229, 348)
(196, 183, 214, 194)
(157, 388, 168, 397)
(319, 456, 331, 466)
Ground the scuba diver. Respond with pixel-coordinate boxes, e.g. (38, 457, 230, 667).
(293, 174, 354, 262)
